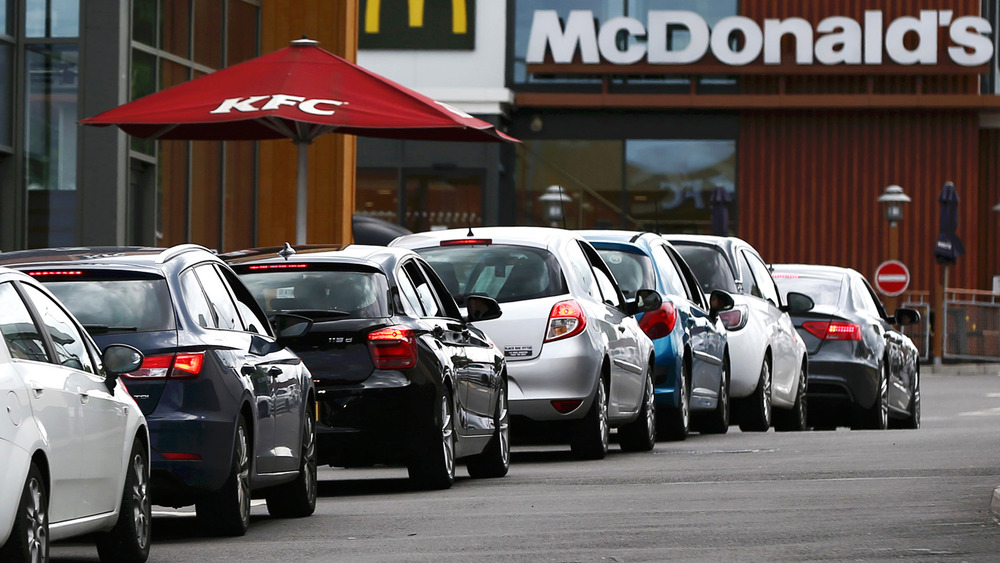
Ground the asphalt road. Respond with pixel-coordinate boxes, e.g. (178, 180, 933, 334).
(53, 371, 1000, 562)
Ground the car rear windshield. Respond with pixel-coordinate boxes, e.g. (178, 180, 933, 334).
(40, 273, 175, 333)
(595, 249, 654, 298)
(417, 244, 565, 305)
(238, 267, 390, 319)
(673, 244, 738, 294)
(773, 274, 844, 308)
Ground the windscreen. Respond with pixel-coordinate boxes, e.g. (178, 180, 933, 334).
(238, 269, 389, 318)
(773, 274, 844, 308)
(43, 277, 175, 333)
(673, 244, 738, 294)
(417, 244, 565, 305)
(596, 249, 654, 298)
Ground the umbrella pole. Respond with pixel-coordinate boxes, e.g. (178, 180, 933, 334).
(295, 139, 309, 245)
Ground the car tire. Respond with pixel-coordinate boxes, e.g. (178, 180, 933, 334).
(739, 359, 772, 432)
(466, 379, 510, 479)
(657, 359, 690, 442)
(571, 377, 609, 460)
(856, 363, 889, 430)
(698, 356, 730, 435)
(197, 414, 251, 536)
(95, 438, 152, 563)
(0, 463, 47, 563)
(619, 365, 656, 452)
(900, 369, 920, 430)
(407, 387, 456, 490)
(265, 404, 318, 517)
(774, 363, 808, 432)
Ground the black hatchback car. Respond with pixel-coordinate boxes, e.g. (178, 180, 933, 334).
(0, 245, 317, 536)
(223, 244, 509, 490)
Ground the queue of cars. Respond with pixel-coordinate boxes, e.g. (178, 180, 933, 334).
(0, 229, 921, 561)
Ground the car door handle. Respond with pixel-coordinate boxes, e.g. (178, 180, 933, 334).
(28, 381, 43, 398)
(267, 366, 283, 378)
(79, 392, 90, 404)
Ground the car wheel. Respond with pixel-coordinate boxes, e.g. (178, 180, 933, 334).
(619, 365, 656, 452)
(197, 414, 251, 536)
(0, 463, 47, 563)
(657, 360, 690, 442)
(265, 403, 318, 517)
(407, 387, 456, 490)
(774, 363, 808, 432)
(739, 359, 772, 432)
(466, 378, 510, 479)
(698, 356, 730, 434)
(901, 369, 921, 430)
(571, 377, 609, 460)
(96, 438, 152, 563)
(856, 363, 889, 430)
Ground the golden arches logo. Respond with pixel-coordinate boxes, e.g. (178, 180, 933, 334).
(364, 0, 468, 35)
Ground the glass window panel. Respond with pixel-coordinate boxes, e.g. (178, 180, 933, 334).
(130, 49, 157, 155)
(25, 44, 78, 248)
(0, 282, 49, 362)
(227, 0, 259, 65)
(178, 269, 215, 328)
(22, 284, 95, 373)
(194, 0, 223, 68)
(517, 139, 624, 229)
(0, 0, 10, 35)
(0, 43, 11, 146)
(161, 0, 191, 58)
(26, 0, 79, 38)
(193, 264, 240, 330)
(404, 172, 481, 233)
(512, 0, 619, 85)
(625, 139, 735, 233)
(133, 0, 157, 46)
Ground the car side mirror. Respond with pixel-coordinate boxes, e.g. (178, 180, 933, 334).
(464, 295, 502, 323)
(708, 290, 735, 318)
(102, 344, 144, 392)
(891, 307, 921, 326)
(781, 291, 815, 314)
(627, 288, 662, 316)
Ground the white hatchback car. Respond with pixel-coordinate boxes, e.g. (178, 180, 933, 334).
(665, 235, 811, 432)
(0, 267, 150, 562)
(392, 227, 661, 459)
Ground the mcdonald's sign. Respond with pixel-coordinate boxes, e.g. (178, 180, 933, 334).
(360, 0, 476, 50)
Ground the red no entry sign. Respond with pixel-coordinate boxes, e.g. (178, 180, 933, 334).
(874, 260, 910, 296)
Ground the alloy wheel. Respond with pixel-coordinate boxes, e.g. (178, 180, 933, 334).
(26, 476, 46, 563)
(236, 424, 251, 525)
(440, 394, 455, 479)
(131, 452, 151, 551)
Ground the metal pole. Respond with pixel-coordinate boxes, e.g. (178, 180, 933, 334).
(295, 140, 309, 245)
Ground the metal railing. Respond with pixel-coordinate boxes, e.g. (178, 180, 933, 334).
(941, 289, 1000, 362)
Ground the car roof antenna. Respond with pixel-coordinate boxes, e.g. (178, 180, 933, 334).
(278, 242, 296, 261)
(466, 223, 475, 237)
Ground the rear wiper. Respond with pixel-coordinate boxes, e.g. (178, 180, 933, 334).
(273, 310, 350, 320)
(83, 324, 139, 334)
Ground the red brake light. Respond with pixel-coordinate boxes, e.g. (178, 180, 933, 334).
(638, 301, 677, 340)
(367, 326, 417, 369)
(27, 270, 82, 276)
(246, 264, 308, 270)
(439, 238, 492, 246)
(802, 321, 862, 341)
(551, 400, 583, 414)
(771, 273, 799, 279)
(718, 305, 749, 331)
(161, 453, 202, 460)
(123, 352, 205, 379)
(545, 300, 586, 342)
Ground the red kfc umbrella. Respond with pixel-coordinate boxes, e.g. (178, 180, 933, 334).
(80, 38, 517, 244)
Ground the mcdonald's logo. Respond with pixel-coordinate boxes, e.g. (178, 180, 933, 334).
(359, 0, 476, 51)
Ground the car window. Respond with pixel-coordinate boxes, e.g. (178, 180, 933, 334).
(21, 284, 96, 373)
(665, 245, 707, 310)
(44, 275, 175, 333)
(416, 260, 462, 319)
(179, 268, 217, 329)
(773, 273, 844, 307)
(192, 264, 241, 331)
(596, 248, 654, 298)
(673, 244, 738, 294)
(0, 282, 50, 362)
(401, 259, 441, 317)
(218, 266, 271, 336)
(737, 252, 758, 297)
(743, 250, 781, 306)
(580, 241, 623, 309)
(649, 244, 688, 299)
(395, 263, 426, 316)
(418, 243, 564, 305)
(239, 267, 390, 320)
(852, 275, 883, 317)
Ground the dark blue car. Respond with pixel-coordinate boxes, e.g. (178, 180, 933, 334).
(0, 245, 316, 536)
(580, 231, 733, 439)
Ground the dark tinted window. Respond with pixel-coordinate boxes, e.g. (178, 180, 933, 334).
(44, 277, 175, 333)
(418, 244, 565, 305)
(240, 268, 389, 319)
(673, 244, 738, 294)
(596, 249, 653, 298)
(773, 274, 844, 308)
(0, 282, 49, 362)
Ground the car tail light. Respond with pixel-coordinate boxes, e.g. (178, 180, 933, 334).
(123, 352, 205, 379)
(26, 270, 83, 276)
(638, 301, 677, 340)
(545, 300, 587, 342)
(718, 304, 749, 330)
(161, 453, 202, 460)
(246, 263, 308, 270)
(802, 321, 862, 341)
(551, 400, 583, 414)
(367, 326, 417, 369)
(439, 238, 492, 246)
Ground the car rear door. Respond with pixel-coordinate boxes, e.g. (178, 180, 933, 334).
(741, 249, 799, 398)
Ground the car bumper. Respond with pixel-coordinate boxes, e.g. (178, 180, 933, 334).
(652, 334, 683, 410)
(726, 329, 766, 398)
(505, 335, 602, 421)
(807, 359, 881, 410)
(146, 412, 237, 505)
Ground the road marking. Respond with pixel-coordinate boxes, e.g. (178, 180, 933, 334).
(958, 406, 1000, 417)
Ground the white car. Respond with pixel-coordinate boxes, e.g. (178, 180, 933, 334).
(0, 267, 150, 562)
(391, 227, 661, 459)
(665, 235, 811, 432)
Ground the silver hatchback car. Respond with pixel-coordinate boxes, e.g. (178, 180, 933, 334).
(391, 227, 661, 459)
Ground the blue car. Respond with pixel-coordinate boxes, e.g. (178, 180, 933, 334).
(580, 231, 733, 440)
